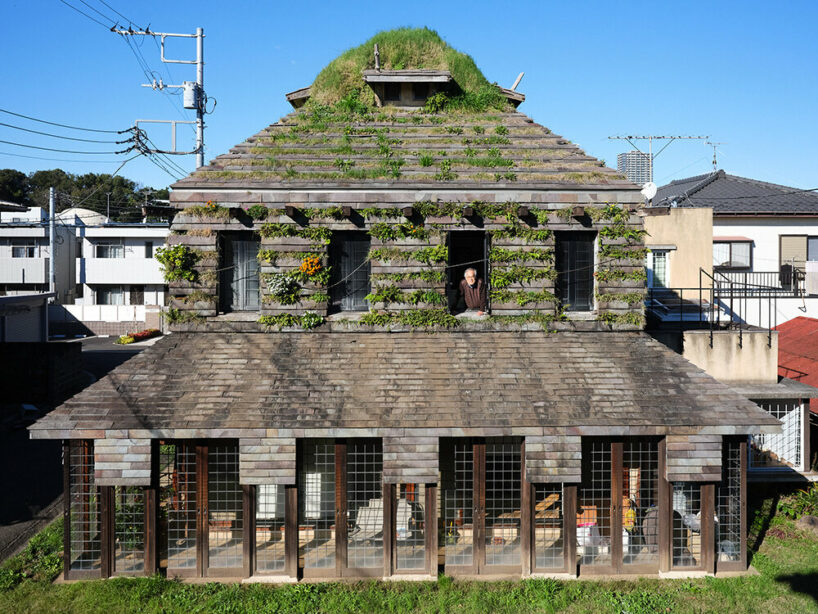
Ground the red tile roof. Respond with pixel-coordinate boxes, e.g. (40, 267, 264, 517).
(775, 316, 818, 411)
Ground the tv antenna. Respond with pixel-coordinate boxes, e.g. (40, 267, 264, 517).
(706, 141, 726, 171)
(608, 135, 709, 183)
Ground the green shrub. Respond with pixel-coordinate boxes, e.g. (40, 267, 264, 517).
(778, 483, 818, 519)
(245, 204, 269, 220)
(155, 245, 200, 282)
(419, 154, 434, 167)
(0, 519, 63, 592)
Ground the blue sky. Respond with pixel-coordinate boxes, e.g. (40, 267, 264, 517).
(1, 0, 816, 191)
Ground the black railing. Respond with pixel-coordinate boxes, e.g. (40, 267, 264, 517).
(712, 269, 804, 297)
(645, 268, 778, 348)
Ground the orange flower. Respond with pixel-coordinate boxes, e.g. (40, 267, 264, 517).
(300, 256, 322, 276)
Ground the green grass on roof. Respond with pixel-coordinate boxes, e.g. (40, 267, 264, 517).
(310, 27, 506, 111)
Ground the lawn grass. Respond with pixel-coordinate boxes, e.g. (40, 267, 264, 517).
(2, 491, 817, 613)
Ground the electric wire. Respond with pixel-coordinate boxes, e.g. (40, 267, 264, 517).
(0, 151, 126, 163)
(0, 139, 132, 155)
(97, 0, 135, 25)
(77, 0, 115, 24)
(0, 121, 130, 144)
(57, 0, 110, 28)
(0, 108, 127, 134)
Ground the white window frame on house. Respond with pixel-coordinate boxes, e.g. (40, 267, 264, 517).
(11, 241, 36, 258)
(646, 246, 674, 289)
(713, 240, 752, 270)
(95, 242, 124, 259)
(96, 285, 124, 305)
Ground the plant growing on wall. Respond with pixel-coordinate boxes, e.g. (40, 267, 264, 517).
(155, 245, 200, 282)
(266, 273, 302, 305)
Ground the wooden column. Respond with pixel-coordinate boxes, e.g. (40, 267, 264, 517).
(383, 483, 394, 577)
(426, 484, 438, 576)
(243, 485, 254, 578)
(701, 483, 716, 575)
(802, 400, 811, 473)
(563, 485, 577, 576)
(100, 486, 114, 578)
(520, 440, 531, 576)
(197, 443, 208, 576)
(610, 441, 624, 572)
(657, 438, 670, 572)
(739, 438, 748, 571)
(62, 440, 71, 580)
(335, 441, 347, 577)
(473, 442, 486, 574)
(144, 439, 159, 577)
(285, 484, 299, 578)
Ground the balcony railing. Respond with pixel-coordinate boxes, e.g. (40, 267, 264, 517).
(712, 269, 805, 297)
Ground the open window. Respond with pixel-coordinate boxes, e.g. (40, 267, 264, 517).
(329, 231, 371, 313)
(219, 233, 260, 312)
(447, 231, 488, 314)
(555, 231, 595, 311)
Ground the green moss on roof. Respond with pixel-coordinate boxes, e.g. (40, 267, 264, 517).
(310, 27, 505, 110)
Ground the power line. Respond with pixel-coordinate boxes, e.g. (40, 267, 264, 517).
(97, 0, 136, 25)
(57, 0, 110, 28)
(0, 139, 133, 155)
(0, 150, 126, 163)
(0, 108, 126, 134)
(77, 0, 115, 25)
(0, 121, 129, 144)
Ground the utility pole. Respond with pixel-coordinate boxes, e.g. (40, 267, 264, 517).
(608, 135, 709, 183)
(114, 27, 207, 168)
(106, 192, 111, 221)
(48, 187, 56, 301)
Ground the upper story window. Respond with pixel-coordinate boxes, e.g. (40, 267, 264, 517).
(779, 235, 818, 272)
(145, 241, 154, 258)
(713, 240, 751, 269)
(647, 249, 669, 289)
(220, 234, 260, 312)
(448, 231, 487, 314)
(555, 231, 595, 311)
(96, 242, 124, 259)
(329, 231, 371, 312)
(11, 241, 36, 258)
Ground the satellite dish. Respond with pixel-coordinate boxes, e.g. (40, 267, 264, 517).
(641, 182, 657, 201)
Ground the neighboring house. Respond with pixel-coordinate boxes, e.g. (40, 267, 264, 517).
(0, 291, 52, 342)
(47, 207, 169, 337)
(32, 30, 780, 582)
(655, 170, 818, 326)
(0, 205, 76, 304)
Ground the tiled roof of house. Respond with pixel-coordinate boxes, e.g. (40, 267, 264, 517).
(31, 331, 779, 435)
(170, 109, 633, 191)
(776, 316, 818, 412)
(654, 170, 818, 214)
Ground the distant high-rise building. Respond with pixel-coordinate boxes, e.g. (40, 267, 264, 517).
(617, 151, 651, 185)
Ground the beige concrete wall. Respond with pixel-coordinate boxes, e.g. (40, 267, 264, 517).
(683, 329, 778, 383)
(643, 207, 713, 288)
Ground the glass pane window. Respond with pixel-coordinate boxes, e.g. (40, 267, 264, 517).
(534, 485, 563, 569)
(649, 250, 668, 289)
(96, 243, 124, 258)
(622, 439, 659, 567)
(69, 440, 100, 571)
(556, 232, 595, 311)
(396, 484, 426, 571)
(11, 242, 35, 258)
(329, 232, 371, 312)
(671, 483, 702, 568)
(578, 440, 611, 566)
(485, 439, 521, 567)
(713, 241, 751, 268)
(97, 286, 124, 305)
(298, 440, 335, 569)
(442, 441, 474, 567)
(114, 486, 145, 574)
(717, 440, 742, 563)
(750, 400, 803, 469)
(346, 440, 384, 569)
(256, 484, 286, 573)
(160, 443, 197, 570)
(713, 243, 730, 267)
(208, 443, 243, 569)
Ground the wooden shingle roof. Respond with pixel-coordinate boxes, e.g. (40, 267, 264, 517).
(30, 331, 779, 437)
(171, 109, 632, 191)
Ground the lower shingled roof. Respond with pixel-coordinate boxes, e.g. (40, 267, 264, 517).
(29, 331, 780, 437)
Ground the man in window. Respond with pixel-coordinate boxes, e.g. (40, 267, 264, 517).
(456, 267, 487, 315)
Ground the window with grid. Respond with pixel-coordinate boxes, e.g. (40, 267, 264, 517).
(396, 483, 426, 571)
(713, 241, 751, 269)
(648, 250, 669, 288)
(329, 232, 371, 312)
(159, 443, 197, 570)
(749, 400, 803, 469)
(555, 231, 595, 311)
(208, 442, 243, 569)
(534, 484, 563, 570)
(622, 439, 659, 567)
(256, 484, 286, 573)
(485, 439, 521, 567)
(298, 439, 335, 569)
(578, 439, 611, 566)
(442, 441, 474, 567)
(717, 440, 742, 563)
(347, 440, 384, 569)
(114, 486, 145, 574)
(671, 483, 702, 568)
(96, 286, 124, 305)
(11, 241, 35, 258)
(96, 242, 124, 258)
(69, 440, 100, 571)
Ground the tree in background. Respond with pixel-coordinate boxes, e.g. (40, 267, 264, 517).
(0, 168, 170, 222)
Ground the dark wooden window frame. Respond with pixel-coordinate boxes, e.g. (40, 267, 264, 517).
(63, 439, 103, 581)
(555, 231, 596, 312)
(715, 436, 748, 573)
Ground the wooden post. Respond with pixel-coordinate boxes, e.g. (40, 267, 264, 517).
(473, 442, 486, 574)
(702, 483, 716, 575)
(335, 441, 347, 577)
(144, 485, 157, 576)
(62, 440, 71, 580)
(563, 485, 577, 576)
(100, 486, 114, 578)
(802, 399, 811, 472)
(243, 485, 254, 578)
(426, 484, 438, 576)
(285, 484, 298, 578)
(611, 441, 623, 572)
(197, 444, 208, 577)
(383, 483, 394, 577)
(657, 438, 670, 572)
(739, 438, 748, 571)
(520, 441, 531, 576)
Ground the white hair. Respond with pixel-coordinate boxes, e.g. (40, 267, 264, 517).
(464, 267, 477, 277)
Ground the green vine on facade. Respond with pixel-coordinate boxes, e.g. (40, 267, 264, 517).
(258, 311, 325, 330)
(155, 245, 201, 282)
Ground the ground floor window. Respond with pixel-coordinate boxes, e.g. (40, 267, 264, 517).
(298, 440, 336, 571)
(533, 484, 564, 570)
(256, 484, 286, 573)
(395, 484, 426, 571)
(346, 440, 384, 569)
(671, 483, 702, 568)
(96, 285, 124, 305)
(717, 439, 744, 566)
(114, 486, 145, 574)
(750, 400, 803, 470)
(68, 440, 100, 573)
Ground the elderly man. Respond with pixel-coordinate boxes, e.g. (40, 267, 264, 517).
(457, 267, 487, 315)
